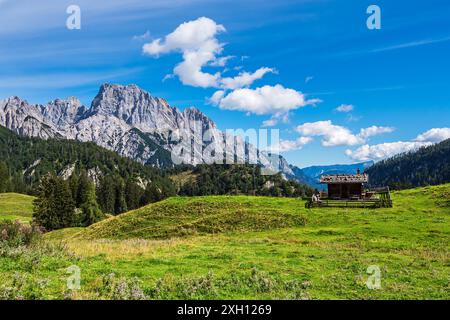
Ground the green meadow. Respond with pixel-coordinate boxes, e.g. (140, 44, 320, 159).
(0, 185, 449, 299)
(0, 193, 35, 222)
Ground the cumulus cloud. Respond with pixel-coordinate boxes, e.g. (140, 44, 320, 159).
(209, 55, 234, 67)
(220, 67, 275, 90)
(296, 121, 363, 146)
(143, 17, 225, 88)
(143, 17, 273, 89)
(295, 121, 393, 147)
(359, 126, 395, 139)
(271, 137, 313, 152)
(345, 127, 450, 161)
(415, 128, 450, 143)
(214, 84, 319, 115)
(345, 142, 432, 161)
(335, 104, 354, 113)
(144, 17, 320, 120)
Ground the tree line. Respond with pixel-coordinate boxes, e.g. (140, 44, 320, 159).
(170, 164, 313, 197)
(366, 138, 450, 189)
(31, 170, 175, 231)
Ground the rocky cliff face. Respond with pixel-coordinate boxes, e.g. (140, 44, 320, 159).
(0, 83, 293, 175)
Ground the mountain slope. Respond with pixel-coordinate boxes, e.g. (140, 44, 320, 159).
(366, 139, 450, 189)
(169, 164, 313, 197)
(0, 125, 173, 193)
(0, 84, 292, 175)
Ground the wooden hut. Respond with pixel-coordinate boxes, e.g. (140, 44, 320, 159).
(305, 170, 393, 208)
(320, 172, 368, 200)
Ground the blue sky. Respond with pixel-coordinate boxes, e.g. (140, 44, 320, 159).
(1, 0, 449, 167)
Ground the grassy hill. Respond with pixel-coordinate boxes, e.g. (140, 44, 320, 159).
(2, 184, 449, 299)
(75, 196, 307, 240)
(0, 193, 35, 222)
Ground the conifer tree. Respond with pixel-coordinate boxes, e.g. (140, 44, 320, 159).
(75, 170, 90, 207)
(97, 175, 116, 214)
(114, 178, 128, 214)
(33, 174, 75, 230)
(80, 181, 103, 226)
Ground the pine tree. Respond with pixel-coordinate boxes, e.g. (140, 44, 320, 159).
(80, 181, 103, 226)
(68, 173, 79, 204)
(33, 174, 75, 230)
(125, 179, 144, 211)
(97, 176, 116, 214)
(75, 170, 90, 207)
(114, 178, 128, 215)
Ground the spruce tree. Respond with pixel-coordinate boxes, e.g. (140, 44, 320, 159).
(114, 178, 128, 214)
(97, 176, 116, 214)
(80, 181, 103, 226)
(75, 170, 90, 207)
(125, 179, 144, 210)
(33, 174, 75, 230)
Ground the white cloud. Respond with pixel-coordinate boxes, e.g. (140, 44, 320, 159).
(262, 118, 278, 127)
(415, 128, 450, 143)
(208, 90, 225, 105)
(143, 17, 274, 89)
(335, 104, 354, 113)
(143, 17, 225, 55)
(359, 126, 395, 139)
(261, 113, 291, 127)
(296, 121, 362, 146)
(305, 76, 314, 83)
(295, 121, 394, 147)
(209, 55, 234, 67)
(345, 142, 432, 161)
(220, 67, 275, 90)
(144, 17, 320, 121)
(215, 84, 318, 115)
(272, 137, 313, 152)
(143, 17, 225, 88)
(345, 127, 450, 161)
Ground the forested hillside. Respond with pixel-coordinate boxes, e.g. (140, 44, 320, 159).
(170, 164, 313, 197)
(366, 139, 450, 189)
(0, 125, 175, 214)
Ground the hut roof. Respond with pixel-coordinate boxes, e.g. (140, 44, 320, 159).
(320, 173, 368, 184)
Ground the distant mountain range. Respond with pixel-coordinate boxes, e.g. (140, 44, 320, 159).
(0, 83, 290, 175)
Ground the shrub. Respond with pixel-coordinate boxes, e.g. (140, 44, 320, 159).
(0, 220, 42, 248)
(96, 273, 147, 300)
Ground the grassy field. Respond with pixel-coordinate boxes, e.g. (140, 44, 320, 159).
(1, 185, 449, 299)
(0, 193, 35, 222)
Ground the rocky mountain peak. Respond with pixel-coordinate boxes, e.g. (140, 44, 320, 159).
(0, 83, 293, 175)
(4, 96, 26, 107)
(183, 107, 216, 129)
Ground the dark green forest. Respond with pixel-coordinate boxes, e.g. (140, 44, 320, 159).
(0, 126, 175, 216)
(170, 164, 313, 197)
(366, 139, 450, 189)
